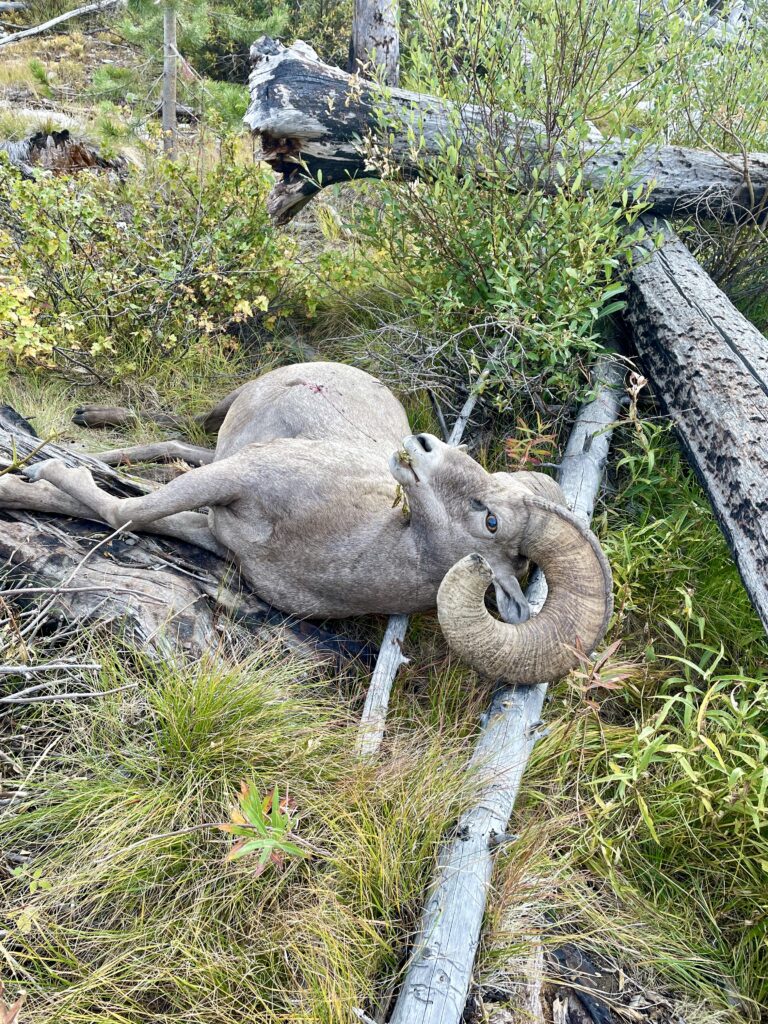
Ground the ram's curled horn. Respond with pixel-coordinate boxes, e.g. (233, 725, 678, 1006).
(437, 495, 613, 684)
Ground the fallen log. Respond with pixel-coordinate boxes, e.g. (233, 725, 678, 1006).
(625, 216, 768, 632)
(244, 38, 768, 225)
(388, 356, 624, 1024)
(0, 512, 221, 659)
(0, 0, 120, 47)
(0, 415, 376, 665)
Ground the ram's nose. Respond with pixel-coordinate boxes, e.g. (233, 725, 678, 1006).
(403, 433, 441, 457)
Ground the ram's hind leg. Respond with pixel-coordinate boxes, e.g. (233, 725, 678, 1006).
(96, 441, 215, 467)
(0, 473, 100, 520)
(21, 458, 242, 554)
(0, 471, 226, 555)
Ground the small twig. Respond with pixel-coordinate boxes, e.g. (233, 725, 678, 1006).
(0, 661, 101, 676)
(447, 345, 502, 445)
(427, 390, 450, 442)
(352, 1010, 379, 1024)
(0, 683, 137, 705)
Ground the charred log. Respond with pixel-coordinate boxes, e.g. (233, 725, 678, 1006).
(0, 414, 376, 666)
(245, 37, 768, 226)
(625, 216, 768, 632)
(0, 129, 126, 179)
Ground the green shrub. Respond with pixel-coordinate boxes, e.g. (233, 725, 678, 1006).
(120, 0, 289, 84)
(0, 141, 295, 383)
(88, 64, 142, 104)
(310, 0, 768, 412)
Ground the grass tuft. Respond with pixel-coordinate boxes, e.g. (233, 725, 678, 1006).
(0, 644, 477, 1023)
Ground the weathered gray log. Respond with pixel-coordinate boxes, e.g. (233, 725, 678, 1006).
(625, 216, 768, 632)
(0, 410, 148, 497)
(388, 356, 624, 1024)
(351, 0, 399, 85)
(245, 38, 768, 225)
(0, 512, 220, 659)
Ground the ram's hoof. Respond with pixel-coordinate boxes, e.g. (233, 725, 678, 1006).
(21, 459, 61, 483)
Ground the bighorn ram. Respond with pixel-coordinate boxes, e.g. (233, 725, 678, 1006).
(0, 362, 612, 682)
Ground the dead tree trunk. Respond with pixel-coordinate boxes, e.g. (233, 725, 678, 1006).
(162, 4, 177, 158)
(625, 217, 768, 632)
(351, 0, 399, 85)
(245, 38, 768, 225)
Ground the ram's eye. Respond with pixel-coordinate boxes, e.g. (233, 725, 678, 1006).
(485, 511, 498, 534)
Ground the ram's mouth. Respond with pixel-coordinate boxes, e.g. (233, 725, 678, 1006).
(390, 448, 420, 483)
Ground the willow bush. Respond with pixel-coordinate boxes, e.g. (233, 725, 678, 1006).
(0, 141, 295, 387)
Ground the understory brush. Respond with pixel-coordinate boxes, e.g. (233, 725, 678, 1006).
(0, 140, 300, 394)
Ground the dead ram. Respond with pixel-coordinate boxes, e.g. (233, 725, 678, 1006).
(0, 361, 612, 682)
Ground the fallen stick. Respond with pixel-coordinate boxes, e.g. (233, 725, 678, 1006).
(356, 346, 502, 759)
(388, 355, 624, 1024)
(0, 0, 120, 46)
(0, 660, 100, 675)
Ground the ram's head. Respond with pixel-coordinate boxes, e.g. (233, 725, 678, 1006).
(390, 433, 612, 684)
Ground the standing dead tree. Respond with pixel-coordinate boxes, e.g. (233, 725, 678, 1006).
(351, 0, 399, 85)
(162, 4, 177, 157)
